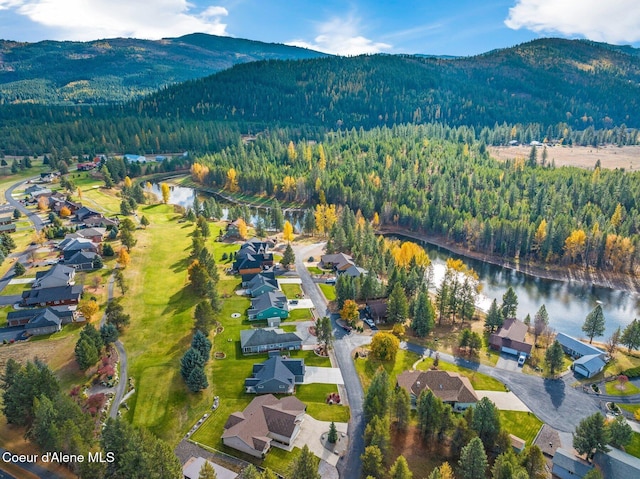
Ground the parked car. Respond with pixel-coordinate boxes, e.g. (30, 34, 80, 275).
(325, 278, 336, 285)
(290, 299, 299, 305)
(364, 318, 375, 328)
(517, 354, 526, 367)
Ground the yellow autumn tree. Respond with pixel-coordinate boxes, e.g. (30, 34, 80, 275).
(314, 204, 337, 236)
(372, 212, 380, 228)
(37, 196, 49, 211)
(236, 218, 248, 240)
(390, 241, 431, 269)
(611, 203, 624, 229)
(160, 183, 170, 204)
(124, 176, 132, 188)
(340, 300, 359, 327)
(564, 229, 587, 262)
(59, 206, 71, 217)
(118, 247, 130, 267)
(604, 234, 635, 272)
(317, 144, 326, 171)
(533, 219, 547, 253)
(190, 163, 210, 183)
(283, 221, 294, 243)
(77, 187, 82, 199)
(282, 176, 296, 201)
(287, 141, 297, 163)
(225, 168, 239, 192)
(78, 299, 99, 321)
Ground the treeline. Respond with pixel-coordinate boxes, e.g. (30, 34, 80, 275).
(191, 125, 640, 274)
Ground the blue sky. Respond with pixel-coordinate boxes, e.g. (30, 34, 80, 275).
(1, 0, 639, 56)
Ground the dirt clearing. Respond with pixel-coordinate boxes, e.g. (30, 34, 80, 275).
(490, 145, 640, 170)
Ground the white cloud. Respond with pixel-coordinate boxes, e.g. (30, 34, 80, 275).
(2, 0, 228, 40)
(505, 0, 640, 44)
(287, 16, 391, 56)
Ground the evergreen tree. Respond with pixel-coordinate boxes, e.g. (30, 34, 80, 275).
(621, 319, 640, 353)
(582, 304, 606, 344)
(363, 368, 390, 421)
(361, 445, 384, 479)
(412, 288, 435, 337)
(75, 337, 99, 370)
(471, 397, 501, 451)
(100, 323, 119, 346)
(13, 261, 25, 276)
(328, 421, 338, 444)
(388, 282, 409, 324)
(180, 348, 205, 381)
(573, 413, 610, 461)
(545, 340, 565, 376)
(492, 449, 526, 479)
(459, 437, 488, 479)
(271, 199, 284, 231)
(392, 386, 411, 430)
(484, 299, 503, 332)
(389, 456, 413, 479)
(198, 460, 217, 479)
(533, 305, 550, 344)
(80, 323, 104, 352)
(520, 445, 546, 479)
(140, 215, 150, 228)
(364, 415, 391, 455)
(608, 415, 633, 449)
(292, 444, 320, 479)
(186, 366, 209, 392)
(281, 243, 295, 269)
(192, 330, 212, 362)
(501, 287, 518, 319)
(316, 316, 333, 351)
(194, 300, 215, 335)
(417, 389, 444, 439)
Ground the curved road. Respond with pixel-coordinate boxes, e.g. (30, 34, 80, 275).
(4, 180, 45, 231)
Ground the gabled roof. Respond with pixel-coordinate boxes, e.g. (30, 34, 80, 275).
(33, 264, 75, 289)
(76, 227, 107, 239)
(22, 284, 83, 306)
(61, 237, 96, 251)
(240, 328, 302, 349)
(552, 448, 593, 476)
(65, 251, 98, 266)
(246, 356, 305, 392)
(573, 354, 606, 374)
(24, 309, 62, 330)
(396, 369, 478, 404)
(343, 264, 368, 277)
(250, 291, 288, 312)
(321, 253, 354, 270)
(494, 318, 528, 342)
(246, 274, 278, 290)
(222, 395, 305, 452)
(556, 332, 605, 357)
(75, 206, 101, 221)
(7, 307, 74, 323)
(594, 446, 640, 479)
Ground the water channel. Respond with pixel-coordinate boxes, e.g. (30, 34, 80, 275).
(149, 182, 640, 338)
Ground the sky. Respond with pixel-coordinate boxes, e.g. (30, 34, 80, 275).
(1, 0, 640, 56)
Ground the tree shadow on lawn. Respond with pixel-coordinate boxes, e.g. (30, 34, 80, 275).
(170, 256, 192, 273)
(162, 286, 198, 316)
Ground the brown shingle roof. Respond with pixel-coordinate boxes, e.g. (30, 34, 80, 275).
(397, 369, 478, 404)
(534, 424, 561, 457)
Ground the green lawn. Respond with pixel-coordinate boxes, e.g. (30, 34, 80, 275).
(416, 357, 507, 392)
(499, 411, 543, 447)
(625, 433, 640, 458)
(618, 403, 640, 415)
(355, 349, 421, 390)
(280, 283, 303, 299)
(605, 380, 640, 396)
(287, 308, 313, 321)
(280, 325, 298, 333)
(318, 283, 336, 301)
(0, 279, 33, 296)
(307, 266, 323, 275)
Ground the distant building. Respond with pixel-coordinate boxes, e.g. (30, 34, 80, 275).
(247, 291, 289, 325)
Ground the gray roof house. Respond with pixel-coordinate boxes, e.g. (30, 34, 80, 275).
(75, 206, 101, 222)
(7, 306, 75, 328)
(342, 264, 368, 278)
(60, 237, 98, 259)
(556, 333, 608, 378)
(21, 284, 83, 307)
(32, 264, 75, 289)
(222, 395, 306, 458)
(240, 328, 303, 355)
(552, 448, 594, 479)
(23, 309, 67, 336)
(246, 274, 279, 297)
(65, 251, 99, 270)
(594, 446, 640, 478)
(245, 355, 306, 394)
(247, 291, 289, 325)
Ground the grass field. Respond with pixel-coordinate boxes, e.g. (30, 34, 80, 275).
(318, 283, 336, 301)
(280, 283, 303, 299)
(604, 380, 640, 396)
(499, 411, 543, 447)
(355, 349, 420, 390)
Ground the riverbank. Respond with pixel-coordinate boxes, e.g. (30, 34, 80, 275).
(378, 227, 640, 295)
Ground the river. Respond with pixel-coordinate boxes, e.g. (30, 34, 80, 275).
(148, 182, 640, 338)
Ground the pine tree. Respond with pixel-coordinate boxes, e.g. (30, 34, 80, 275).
(363, 368, 390, 421)
(573, 413, 610, 461)
(328, 421, 338, 444)
(389, 456, 413, 479)
(471, 397, 501, 451)
(186, 366, 208, 392)
(100, 323, 119, 346)
(459, 437, 488, 479)
(192, 330, 212, 362)
(361, 446, 384, 478)
(501, 287, 518, 319)
(392, 386, 411, 430)
(621, 319, 640, 353)
(281, 243, 295, 269)
(180, 348, 205, 381)
(582, 304, 606, 344)
(388, 282, 409, 324)
(545, 340, 565, 376)
(412, 288, 435, 337)
(75, 337, 99, 370)
(194, 300, 215, 335)
(198, 460, 217, 479)
(608, 415, 632, 448)
(484, 298, 503, 332)
(292, 444, 320, 479)
(533, 305, 550, 344)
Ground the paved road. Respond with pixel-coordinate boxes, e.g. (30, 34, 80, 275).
(99, 271, 129, 419)
(294, 243, 370, 479)
(4, 180, 45, 231)
(402, 342, 601, 433)
(0, 448, 61, 479)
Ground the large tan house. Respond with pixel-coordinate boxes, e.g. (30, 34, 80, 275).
(221, 395, 306, 458)
(396, 369, 478, 411)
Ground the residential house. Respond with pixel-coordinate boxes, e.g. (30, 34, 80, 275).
(225, 219, 245, 239)
(123, 154, 147, 163)
(509, 434, 526, 453)
(24, 309, 63, 336)
(594, 446, 640, 478)
(7, 306, 75, 327)
(65, 251, 99, 270)
(76, 227, 107, 243)
(244, 355, 305, 394)
(365, 299, 388, 323)
(182, 457, 237, 479)
(233, 243, 274, 275)
(533, 424, 561, 459)
(240, 328, 303, 355)
(320, 253, 355, 272)
(40, 171, 59, 182)
(342, 264, 368, 278)
(48, 195, 81, 215)
(247, 291, 289, 325)
(32, 264, 75, 289)
(241, 268, 275, 287)
(75, 206, 101, 222)
(489, 318, 533, 358)
(222, 395, 306, 458)
(396, 369, 479, 411)
(0, 223, 16, 233)
(21, 284, 83, 307)
(555, 333, 608, 378)
(59, 237, 98, 260)
(25, 185, 52, 198)
(245, 274, 279, 297)
(0, 216, 12, 225)
(551, 448, 593, 479)
(76, 162, 96, 171)
(82, 215, 118, 228)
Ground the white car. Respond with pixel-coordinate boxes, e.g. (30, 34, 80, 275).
(517, 355, 526, 367)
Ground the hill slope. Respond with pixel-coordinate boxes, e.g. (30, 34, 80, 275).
(141, 38, 640, 130)
(0, 33, 325, 104)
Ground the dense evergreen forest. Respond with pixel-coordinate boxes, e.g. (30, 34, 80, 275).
(143, 38, 640, 130)
(191, 124, 640, 274)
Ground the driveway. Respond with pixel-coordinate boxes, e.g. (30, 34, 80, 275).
(496, 353, 522, 372)
(476, 391, 530, 411)
(293, 320, 317, 348)
(303, 366, 345, 385)
(293, 415, 348, 467)
(288, 298, 314, 309)
(0, 326, 26, 342)
(277, 278, 303, 284)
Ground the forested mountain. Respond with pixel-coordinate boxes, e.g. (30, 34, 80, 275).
(0, 33, 325, 104)
(142, 38, 640, 130)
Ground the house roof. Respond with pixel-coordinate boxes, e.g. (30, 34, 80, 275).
(76, 227, 107, 239)
(489, 318, 533, 354)
(366, 299, 388, 319)
(250, 291, 288, 312)
(240, 328, 302, 349)
(182, 457, 238, 479)
(509, 434, 526, 451)
(556, 333, 605, 357)
(246, 356, 305, 392)
(7, 307, 74, 323)
(33, 264, 75, 289)
(22, 284, 83, 306)
(594, 446, 640, 479)
(24, 309, 62, 330)
(533, 424, 561, 457)
(65, 251, 98, 266)
(573, 354, 606, 374)
(222, 395, 305, 452)
(75, 206, 100, 221)
(61, 237, 96, 252)
(552, 448, 593, 476)
(396, 369, 478, 404)
(242, 269, 275, 283)
(321, 253, 355, 270)
(82, 216, 118, 227)
(343, 264, 368, 277)
(246, 274, 278, 290)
